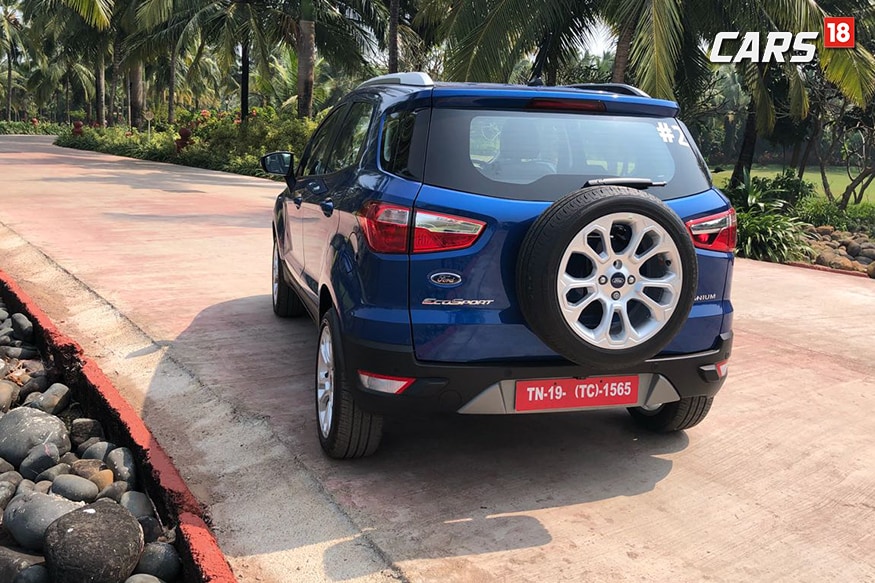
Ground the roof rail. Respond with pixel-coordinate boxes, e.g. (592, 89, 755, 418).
(566, 83, 651, 98)
(356, 72, 434, 90)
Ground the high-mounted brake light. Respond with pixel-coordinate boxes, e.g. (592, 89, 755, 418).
(528, 98, 606, 112)
(686, 208, 736, 252)
(358, 370, 415, 394)
(357, 202, 485, 254)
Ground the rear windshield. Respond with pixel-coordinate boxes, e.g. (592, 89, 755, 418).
(424, 109, 711, 201)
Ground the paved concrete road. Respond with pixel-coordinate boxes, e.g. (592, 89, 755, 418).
(1, 136, 873, 583)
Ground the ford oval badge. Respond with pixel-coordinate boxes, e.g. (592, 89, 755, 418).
(429, 272, 462, 287)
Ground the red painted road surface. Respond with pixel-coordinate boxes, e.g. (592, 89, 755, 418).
(1, 136, 874, 582)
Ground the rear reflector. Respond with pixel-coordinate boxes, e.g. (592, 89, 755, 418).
(528, 98, 606, 112)
(413, 210, 485, 253)
(715, 360, 729, 378)
(358, 371, 415, 394)
(686, 208, 736, 252)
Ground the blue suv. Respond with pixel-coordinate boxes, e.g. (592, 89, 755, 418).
(261, 72, 735, 459)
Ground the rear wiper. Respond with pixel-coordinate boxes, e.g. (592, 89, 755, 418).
(582, 178, 667, 190)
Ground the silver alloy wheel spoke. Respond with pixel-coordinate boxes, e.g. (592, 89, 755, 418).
(316, 326, 334, 438)
(556, 212, 683, 349)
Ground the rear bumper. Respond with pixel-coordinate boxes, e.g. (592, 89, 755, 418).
(342, 332, 733, 415)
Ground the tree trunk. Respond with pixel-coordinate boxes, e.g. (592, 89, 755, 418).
(612, 20, 635, 83)
(109, 35, 122, 125)
(789, 140, 801, 169)
(388, 0, 400, 73)
(96, 51, 106, 126)
(797, 116, 821, 179)
(168, 46, 177, 124)
(65, 79, 70, 124)
(240, 39, 250, 121)
(297, 0, 316, 119)
(730, 102, 758, 188)
(5, 49, 12, 122)
(130, 61, 145, 129)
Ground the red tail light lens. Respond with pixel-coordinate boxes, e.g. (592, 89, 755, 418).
(413, 210, 485, 253)
(356, 201, 410, 253)
(686, 208, 736, 252)
(528, 98, 606, 112)
(357, 202, 486, 254)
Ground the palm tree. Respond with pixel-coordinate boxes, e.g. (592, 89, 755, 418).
(1, 0, 25, 121)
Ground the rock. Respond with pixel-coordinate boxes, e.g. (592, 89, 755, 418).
(119, 491, 153, 518)
(33, 481, 52, 494)
(82, 441, 116, 461)
(0, 408, 70, 466)
(58, 452, 78, 465)
(50, 474, 99, 503)
(827, 256, 856, 271)
(0, 456, 13, 473)
(0, 479, 17, 510)
(76, 437, 101, 457)
(815, 250, 836, 267)
(19, 444, 61, 481)
(861, 241, 875, 250)
(0, 308, 8, 320)
(815, 225, 834, 236)
(89, 469, 114, 491)
(0, 546, 45, 582)
(847, 241, 862, 257)
(34, 463, 71, 483)
(860, 248, 875, 260)
(0, 380, 20, 412)
(2, 492, 81, 551)
(138, 517, 164, 543)
(12, 564, 50, 583)
(44, 498, 144, 583)
(29, 383, 71, 415)
(106, 447, 136, 488)
(125, 575, 165, 583)
(858, 256, 874, 266)
(135, 542, 181, 581)
(869, 262, 875, 279)
(11, 314, 34, 343)
(16, 479, 35, 496)
(0, 470, 23, 487)
(70, 419, 105, 448)
(2, 347, 39, 360)
(19, 376, 49, 399)
(22, 392, 42, 405)
(71, 458, 106, 480)
(97, 481, 130, 502)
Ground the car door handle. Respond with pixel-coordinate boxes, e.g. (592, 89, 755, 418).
(320, 199, 334, 217)
(292, 195, 302, 208)
(306, 180, 327, 195)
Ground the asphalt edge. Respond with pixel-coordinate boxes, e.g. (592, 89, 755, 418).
(0, 267, 238, 583)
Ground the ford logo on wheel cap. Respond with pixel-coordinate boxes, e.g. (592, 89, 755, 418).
(610, 273, 626, 288)
(430, 272, 462, 287)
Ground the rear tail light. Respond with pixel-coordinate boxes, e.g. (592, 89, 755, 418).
(528, 98, 606, 112)
(357, 202, 485, 254)
(686, 208, 736, 252)
(358, 370, 415, 394)
(413, 210, 485, 253)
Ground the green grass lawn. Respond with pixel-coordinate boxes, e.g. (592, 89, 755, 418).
(712, 164, 873, 203)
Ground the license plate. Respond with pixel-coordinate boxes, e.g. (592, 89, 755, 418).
(515, 376, 639, 412)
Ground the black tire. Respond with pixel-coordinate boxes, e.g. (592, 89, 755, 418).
(272, 237, 305, 318)
(517, 186, 698, 370)
(628, 396, 713, 432)
(316, 308, 383, 459)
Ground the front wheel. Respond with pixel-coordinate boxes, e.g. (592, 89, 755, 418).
(316, 308, 383, 458)
(627, 396, 714, 432)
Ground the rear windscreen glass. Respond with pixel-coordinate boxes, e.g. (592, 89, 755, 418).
(424, 109, 711, 201)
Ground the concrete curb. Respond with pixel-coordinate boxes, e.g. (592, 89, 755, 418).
(0, 267, 238, 583)
(786, 261, 871, 278)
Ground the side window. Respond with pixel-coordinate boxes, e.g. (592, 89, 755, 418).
(299, 105, 348, 177)
(324, 102, 374, 173)
(382, 110, 418, 178)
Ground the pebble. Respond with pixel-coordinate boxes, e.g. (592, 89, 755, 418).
(2, 492, 81, 551)
(0, 408, 70, 466)
(50, 474, 99, 503)
(82, 441, 116, 461)
(19, 443, 60, 481)
(22, 392, 41, 405)
(33, 481, 51, 494)
(29, 383, 71, 416)
(71, 458, 105, 480)
(106, 447, 137, 488)
(0, 456, 13, 473)
(0, 545, 45, 580)
(75, 436, 101, 457)
(11, 314, 34, 343)
(0, 470, 23, 487)
(34, 463, 71, 483)
(44, 498, 144, 583)
(58, 452, 78, 465)
(138, 516, 164, 543)
(134, 542, 181, 581)
(90, 469, 115, 491)
(2, 347, 39, 360)
(120, 491, 153, 518)
(125, 575, 166, 583)
(0, 480, 17, 510)
(70, 418, 105, 447)
(97, 481, 130, 502)
(15, 479, 35, 495)
(12, 564, 50, 583)
(0, 380, 20, 412)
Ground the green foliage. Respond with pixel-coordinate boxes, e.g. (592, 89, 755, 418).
(736, 193, 812, 263)
(0, 121, 67, 135)
(723, 168, 816, 210)
(54, 110, 317, 178)
(795, 197, 875, 236)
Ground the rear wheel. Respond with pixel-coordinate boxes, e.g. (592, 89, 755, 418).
(272, 237, 305, 317)
(316, 308, 383, 458)
(628, 396, 713, 432)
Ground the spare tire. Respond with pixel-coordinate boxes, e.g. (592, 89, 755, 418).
(517, 185, 698, 369)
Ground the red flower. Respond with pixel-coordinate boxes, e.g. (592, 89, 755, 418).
(200, 109, 211, 118)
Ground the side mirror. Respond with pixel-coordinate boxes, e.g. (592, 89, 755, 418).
(261, 151, 293, 176)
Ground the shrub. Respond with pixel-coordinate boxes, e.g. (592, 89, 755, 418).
(794, 198, 875, 236)
(736, 192, 812, 263)
(0, 121, 67, 135)
(723, 168, 816, 209)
